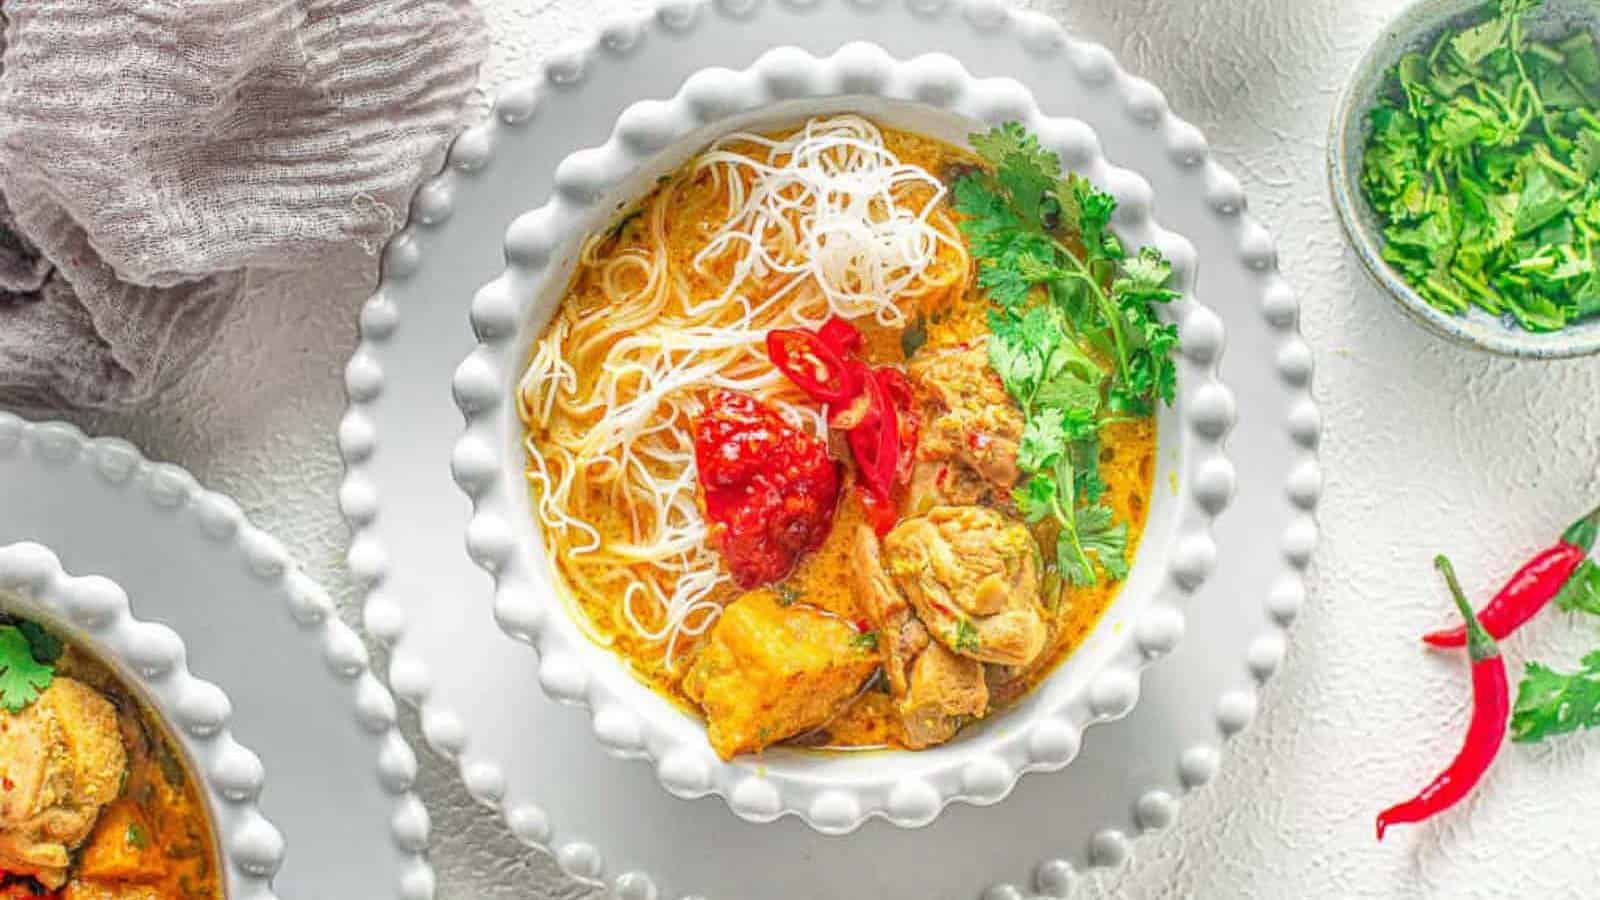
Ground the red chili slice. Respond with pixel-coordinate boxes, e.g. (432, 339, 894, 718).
(847, 368, 901, 501)
(873, 367, 919, 483)
(817, 315, 863, 357)
(766, 329, 857, 405)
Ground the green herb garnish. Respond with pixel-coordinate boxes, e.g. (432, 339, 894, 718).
(1512, 649, 1600, 742)
(849, 630, 880, 651)
(954, 122, 1178, 586)
(1554, 558, 1600, 615)
(952, 618, 982, 654)
(126, 821, 149, 850)
(0, 624, 55, 713)
(1360, 0, 1600, 331)
(18, 620, 62, 664)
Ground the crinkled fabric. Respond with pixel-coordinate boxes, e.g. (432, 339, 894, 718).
(0, 0, 486, 409)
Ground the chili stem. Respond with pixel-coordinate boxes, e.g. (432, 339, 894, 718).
(1561, 501, 1600, 552)
(1435, 555, 1499, 662)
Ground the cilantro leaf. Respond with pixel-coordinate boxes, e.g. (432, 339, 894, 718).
(1450, 13, 1509, 68)
(1012, 472, 1059, 525)
(1512, 651, 1600, 743)
(1017, 408, 1069, 471)
(1076, 504, 1130, 581)
(0, 625, 55, 713)
(1513, 166, 1569, 235)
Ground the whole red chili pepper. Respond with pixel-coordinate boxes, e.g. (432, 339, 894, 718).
(1377, 555, 1509, 841)
(1422, 502, 1600, 647)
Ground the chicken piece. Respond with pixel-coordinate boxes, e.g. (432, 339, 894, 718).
(899, 642, 988, 750)
(906, 345, 1024, 510)
(882, 506, 1048, 667)
(0, 678, 128, 889)
(852, 523, 991, 749)
(849, 524, 929, 698)
(984, 663, 1033, 710)
(683, 589, 877, 759)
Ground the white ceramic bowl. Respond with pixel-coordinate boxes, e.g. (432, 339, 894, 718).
(451, 44, 1236, 834)
(0, 541, 283, 898)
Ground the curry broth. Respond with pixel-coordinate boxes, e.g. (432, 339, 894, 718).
(50, 644, 224, 899)
(533, 120, 1159, 752)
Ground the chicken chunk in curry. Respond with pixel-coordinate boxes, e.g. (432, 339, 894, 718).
(683, 589, 879, 759)
(905, 344, 1025, 512)
(850, 524, 990, 749)
(883, 506, 1048, 667)
(0, 679, 126, 888)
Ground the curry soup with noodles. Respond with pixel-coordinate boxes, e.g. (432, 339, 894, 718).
(0, 616, 222, 899)
(520, 116, 1165, 758)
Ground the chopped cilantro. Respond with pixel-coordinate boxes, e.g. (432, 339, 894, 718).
(0, 625, 54, 713)
(1359, 0, 1600, 331)
(955, 122, 1176, 586)
(126, 821, 148, 850)
(774, 583, 801, 606)
(849, 630, 880, 651)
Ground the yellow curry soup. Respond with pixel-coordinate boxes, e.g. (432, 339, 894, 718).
(519, 116, 1162, 760)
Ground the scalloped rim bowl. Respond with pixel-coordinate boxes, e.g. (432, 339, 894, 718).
(0, 413, 437, 900)
(448, 44, 1238, 834)
(1329, 0, 1600, 359)
(0, 541, 284, 899)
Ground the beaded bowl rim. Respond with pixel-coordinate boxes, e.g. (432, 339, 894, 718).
(448, 44, 1236, 834)
(0, 541, 285, 899)
(0, 414, 438, 900)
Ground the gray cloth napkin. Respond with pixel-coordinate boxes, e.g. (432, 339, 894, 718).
(0, 0, 487, 409)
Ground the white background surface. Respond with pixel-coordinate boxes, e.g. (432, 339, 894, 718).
(47, 0, 1600, 897)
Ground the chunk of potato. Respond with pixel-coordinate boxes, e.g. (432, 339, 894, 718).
(73, 799, 164, 884)
(683, 589, 878, 759)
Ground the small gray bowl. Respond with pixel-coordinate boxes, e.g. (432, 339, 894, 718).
(1329, 0, 1600, 359)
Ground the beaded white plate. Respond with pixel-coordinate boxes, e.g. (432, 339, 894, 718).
(0, 415, 435, 899)
(453, 52, 1232, 834)
(341, 0, 1318, 897)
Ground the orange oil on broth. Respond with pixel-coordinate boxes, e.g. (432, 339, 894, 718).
(527, 120, 1159, 752)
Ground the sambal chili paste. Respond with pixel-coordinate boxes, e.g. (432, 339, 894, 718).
(693, 390, 841, 587)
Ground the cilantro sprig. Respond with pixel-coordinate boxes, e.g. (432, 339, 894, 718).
(954, 123, 1179, 587)
(1507, 559, 1600, 742)
(0, 623, 56, 713)
(1360, 0, 1600, 331)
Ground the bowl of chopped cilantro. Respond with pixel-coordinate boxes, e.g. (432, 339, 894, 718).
(1331, 0, 1600, 357)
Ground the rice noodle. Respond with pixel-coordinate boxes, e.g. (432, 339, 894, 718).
(517, 115, 970, 671)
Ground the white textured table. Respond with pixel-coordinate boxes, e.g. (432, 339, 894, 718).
(52, 0, 1600, 897)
